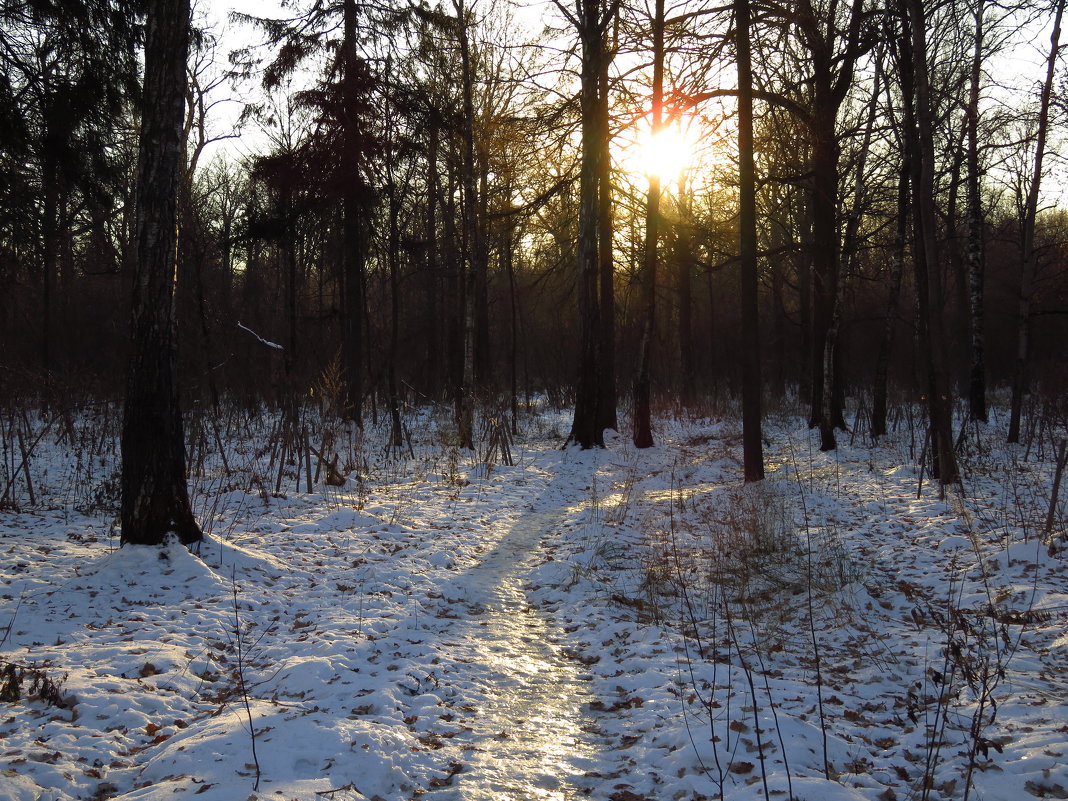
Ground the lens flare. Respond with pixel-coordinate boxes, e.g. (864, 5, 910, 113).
(636, 125, 694, 183)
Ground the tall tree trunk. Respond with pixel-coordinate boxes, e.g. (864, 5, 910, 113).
(454, 0, 478, 450)
(40, 156, 58, 373)
(282, 188, 299, 425)
(797, 0, 866, 446)
(905, 0, 960, 484)
(596, 47, 618, 432)
(121, 0, 201, 546)
(1008, 0, 1063, 443)
(445, 162, 462, 403)
(425, 120, 442, 398)
(965, 0, 988, 423)
(569, 0, 611, 448)
(871, 168, 908, 439)
(475, 147, 492, 387)
(387, 176, 404, 449)
(737, 0, 764, 481)
(340, 0, 364, 426)
(504, 210, 520, 433)
(676, 173, 696, 403)
(633, 0, 664, 449)
(840, 50, 882, 438)
(809, 115, 839, 451)
(796, 190, 812, 406)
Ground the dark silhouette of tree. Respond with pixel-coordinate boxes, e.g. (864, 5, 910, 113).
(964, 0, 989, 424)
(1008, 0, 1064, 444)
(736, 0, 764, 482)
(121, 0, 202, 546)
(633, 0, 665, 449)
(900, 0, 960, 485)
(556, 0, 620, 449)
(453, 0, 481, 450)
(235, 0, 381, 426)
(0, 0, 140, 373)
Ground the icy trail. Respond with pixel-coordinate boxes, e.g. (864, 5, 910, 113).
(426, 502, 604, 800)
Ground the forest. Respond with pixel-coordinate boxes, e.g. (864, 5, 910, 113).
(0, 0, 1064, 460)
(1, 0, 1067, 800)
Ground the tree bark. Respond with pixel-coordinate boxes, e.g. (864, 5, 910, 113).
(340, 0, 365, 426)
(904, 0, 960, 485)
(633, 0, 664, 450)
(596, 45, 618, 433)
(871, 168, 908, 439)
(1008, 0, 1063, 443)
(569, 0, 614, 448)
(737, 0, 764, 482)
(425, 120, 442, 398)
(387, 174, 404, 449)
(454, 0, 478, 450)
(121, 0, 201, 546)
(796, 0, 866, 447)
(965, 0, 988, 424)
(676, 173, 696, 403)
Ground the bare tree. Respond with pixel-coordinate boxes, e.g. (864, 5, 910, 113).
(633, 0, 665, 449)
(1008, 0, 1064, 444)
(121, 0, 202, 546)
(901, 0, 960, 485)
(556, 0, 620, 448)
(737, 0, 764, 482)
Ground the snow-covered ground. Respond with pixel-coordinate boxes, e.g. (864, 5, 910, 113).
(1, 401, 1066, 801)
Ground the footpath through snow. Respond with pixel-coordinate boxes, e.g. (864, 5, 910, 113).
(1, 406, 1067, 801)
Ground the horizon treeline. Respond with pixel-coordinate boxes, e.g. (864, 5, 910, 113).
(1, 0, 1066, 447)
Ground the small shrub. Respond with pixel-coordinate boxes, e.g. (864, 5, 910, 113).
(0, 661, 69, 708)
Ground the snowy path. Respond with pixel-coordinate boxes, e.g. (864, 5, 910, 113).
(425, 503, 605, 800)
(4, 415, 1067, 801)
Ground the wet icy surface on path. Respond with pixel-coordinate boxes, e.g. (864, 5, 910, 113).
(424, 501, 605, 801)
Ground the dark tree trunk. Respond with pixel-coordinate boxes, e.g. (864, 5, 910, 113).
(445, 163, 462, 405)
(596, 49, 618, 433)
(475, 149, 492, 388)
(282, 189, 299, 424)
(871, 168, 908, 439)
(387, 177, 403, 449)
(676, 174, 696, 403)
(633, 0, 664, 450)
(425, 121, 442, 398)
(121, 0, 201, 547)
(1008, 0, 1063, 443)
(839, 51, 882, 440)
(569, 0, 613, 448)
(41, 157, 58, 373)
(771, 256, 786, 400)
(737, 0, 764, 482)
(796, 0, 866, 446)
(454, 0, 478, 450)
(504, 210, 520, 433)
(808, 114, 839, 450)
(965, 0, 988, 423)
(340, 0, 365, 426)
(796, 191, 812, 407)
(904, 0, 960, 485)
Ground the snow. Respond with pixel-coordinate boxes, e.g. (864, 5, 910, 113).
(1, 403, 1066, 801)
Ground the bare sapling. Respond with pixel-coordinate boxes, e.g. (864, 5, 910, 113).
(229, 567, 261, 791)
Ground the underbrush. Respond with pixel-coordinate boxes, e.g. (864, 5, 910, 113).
(1, 388, 1064, 801)
(570, 398, 1067, 801)
(0, 388, 557, 537)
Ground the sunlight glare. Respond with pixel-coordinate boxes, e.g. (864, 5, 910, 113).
(637, 126, 694, 183)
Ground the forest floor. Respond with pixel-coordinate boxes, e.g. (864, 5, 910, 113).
(1, 400, 1066, 801)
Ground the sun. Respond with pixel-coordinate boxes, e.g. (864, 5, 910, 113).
(635, 125, 695, 184)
